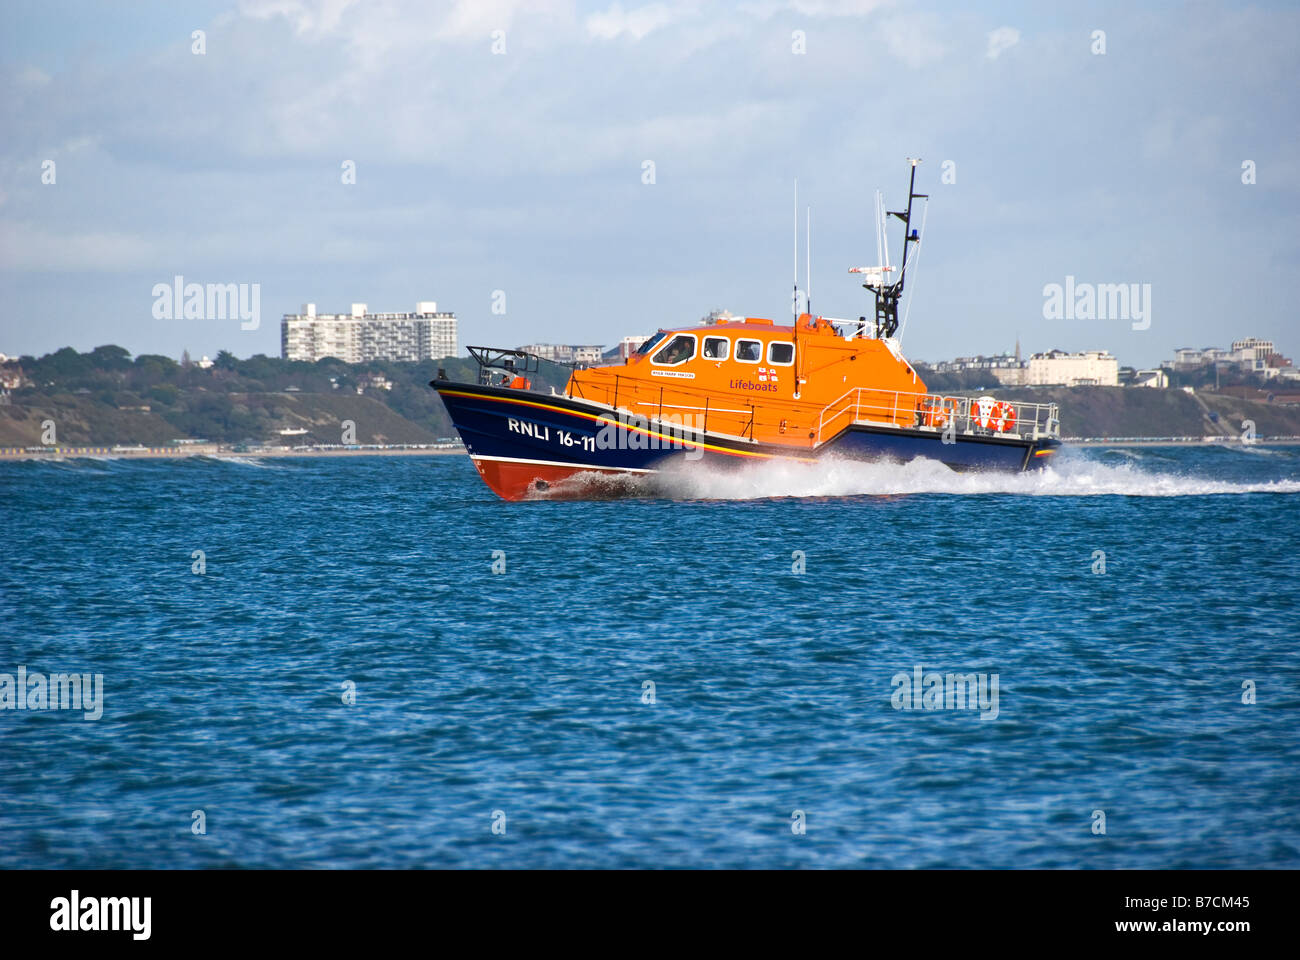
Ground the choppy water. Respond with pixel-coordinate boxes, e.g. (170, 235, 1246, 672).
(2, 445, 1298, 868)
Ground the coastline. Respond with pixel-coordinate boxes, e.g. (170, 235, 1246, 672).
(1065, 437, 1300, 448)
(3, 437, 1299, 461)
(0, 444, 466, 461)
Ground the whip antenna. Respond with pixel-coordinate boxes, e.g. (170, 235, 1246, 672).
(792, 179, 799, 316)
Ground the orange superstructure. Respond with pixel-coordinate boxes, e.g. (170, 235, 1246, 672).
(564, 313, 927, 447)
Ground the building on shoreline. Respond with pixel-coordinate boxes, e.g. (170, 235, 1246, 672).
(1027, 349, 1119, 386)
(931, 353, 1027, 386)
(1165, 338, 1296, 380)
(929, 348, 1118, 388)
(281, 302, 457, 363)
(612, 335, 652, 361)
(516, 343, 605, 365)
(1122, 367, 1170, 389)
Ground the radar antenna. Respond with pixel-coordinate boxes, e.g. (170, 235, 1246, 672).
(852, 159, 927, 339)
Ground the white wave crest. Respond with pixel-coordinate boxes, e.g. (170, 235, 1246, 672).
(202, 455, 280, 469)
(648, 452, 1300, 500)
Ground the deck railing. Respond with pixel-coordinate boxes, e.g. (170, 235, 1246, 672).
(566, 375, 1058, 447)
(814, 387, 1059, 444)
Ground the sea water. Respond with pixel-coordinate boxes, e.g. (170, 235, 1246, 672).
(1, 445, 1297, 868)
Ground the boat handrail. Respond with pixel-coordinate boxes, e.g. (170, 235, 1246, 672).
(814, 387, 1060, 444)
(565, 374, 1058, 447)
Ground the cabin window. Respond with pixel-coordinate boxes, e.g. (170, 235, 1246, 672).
(735, 339, 762, 363)
(703, 336, 729, 360)
(636, 332, 667, 355)
(768, 342, 794, 365)
(651, 334, 696, 366)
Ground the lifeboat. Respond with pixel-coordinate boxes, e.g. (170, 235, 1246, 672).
(432, 162, 1061, 501)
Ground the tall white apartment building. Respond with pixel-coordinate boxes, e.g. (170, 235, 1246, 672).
(517, 343, 606, 365)
(1169, 339, 1283, 374)
(1026, 349, 1119, 386)
(281, 301, 457, 363)
(1230, 338, 1275, 372)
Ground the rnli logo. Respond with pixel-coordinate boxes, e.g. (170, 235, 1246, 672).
(506, 417, 550, 440)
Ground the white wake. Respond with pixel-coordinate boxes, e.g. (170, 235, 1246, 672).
(649, 452, 1300, 500)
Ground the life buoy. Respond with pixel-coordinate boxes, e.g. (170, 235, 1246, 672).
(924, 397, 956, 429)
(971, 396, 997, 430)
(991, 401, 1017, 433)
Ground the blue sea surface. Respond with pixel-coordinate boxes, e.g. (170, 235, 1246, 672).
(1, 445, 1298, 868)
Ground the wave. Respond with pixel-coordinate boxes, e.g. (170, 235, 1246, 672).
(15, 455, 121, 470)
(648, 452, 1300, 500)
(1221, 443, 1291, 457)
(194, 455, 280, 469)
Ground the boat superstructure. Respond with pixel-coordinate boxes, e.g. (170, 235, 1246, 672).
(433, 161, 1061, 500)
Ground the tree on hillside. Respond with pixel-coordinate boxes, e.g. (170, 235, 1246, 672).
(90, 345, 132, 370)
(38, 346, 93, 379)
(133, 354, 180, 385)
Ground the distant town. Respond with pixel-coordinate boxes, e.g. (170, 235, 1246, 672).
(1, 299, 1297, 453)
(269, 301, 1299, 397)
(926, 336, 1295, 390)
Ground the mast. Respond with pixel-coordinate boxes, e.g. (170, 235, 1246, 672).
(862, 158, 927, 339)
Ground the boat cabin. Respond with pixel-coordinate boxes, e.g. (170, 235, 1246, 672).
(563, 314, 927, 448)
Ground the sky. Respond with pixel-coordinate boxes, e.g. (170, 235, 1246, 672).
(1, 0, 1297, 369)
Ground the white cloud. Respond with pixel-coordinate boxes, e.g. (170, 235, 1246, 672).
(788, 0, 890, 14)
(1140, 111, 1227, 168)
(240, 0, 573, 47)
(986, 26, 1020, 60)
(881, 13, 947, 67)
(585, 3, 687, 42)
(3, 0, 1298, 365)
(740, 0, 891, 17)
(435, 0, 573, 41)
(0, 221, 160, 272)
(238, 0, 361, 37)
(15, 66, 52, 89)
